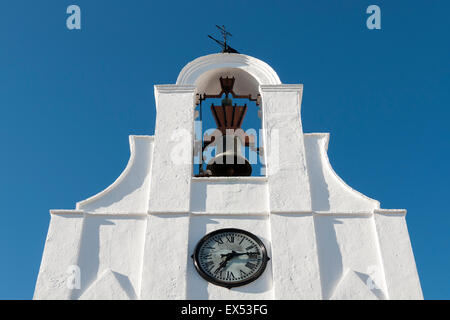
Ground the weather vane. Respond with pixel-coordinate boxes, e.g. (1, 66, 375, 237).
(208, 25, 239, 54)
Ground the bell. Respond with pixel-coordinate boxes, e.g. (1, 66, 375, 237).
(206, 134, 252, 177)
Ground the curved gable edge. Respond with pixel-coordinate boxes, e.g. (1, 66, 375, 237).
(304, 133, 380, 213)
(75, 135, 154, 214)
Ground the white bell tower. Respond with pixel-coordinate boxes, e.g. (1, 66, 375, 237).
(34, 53, 423, 300)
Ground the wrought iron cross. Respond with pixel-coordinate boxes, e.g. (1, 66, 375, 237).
(208, 25, 239, 54)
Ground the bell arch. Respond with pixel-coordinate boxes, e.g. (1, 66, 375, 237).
(184, 54, 280, 177)
(176, 53, 282, 88)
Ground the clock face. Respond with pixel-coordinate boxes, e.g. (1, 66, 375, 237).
(192, 228, 269, 288)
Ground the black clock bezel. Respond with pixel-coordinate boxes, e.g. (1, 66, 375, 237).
(192, 228, 270, 289)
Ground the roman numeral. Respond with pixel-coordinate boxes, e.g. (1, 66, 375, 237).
(246, 245, 255, 250)
(240, 270, 248, 277)
(214, 238, 224, 245)
(225, 234, 235, 243)
(206, 262, 215, 272)
(201, 254, 212, 259)
(245, 262, 257, 270)
(226, 271, 236, 280)
(248, 252, 259, 259)
(239, 237, 245, 245)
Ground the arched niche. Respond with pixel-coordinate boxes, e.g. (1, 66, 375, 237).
(194, 67, 260, 98)
(181, 54, 278, 177)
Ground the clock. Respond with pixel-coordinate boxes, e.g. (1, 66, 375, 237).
(192, 228, 269, 289)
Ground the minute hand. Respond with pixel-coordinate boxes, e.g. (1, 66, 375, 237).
(234, 252, 255, 256)
(221, 250, 246, 258)
(227, 252, 258, 261)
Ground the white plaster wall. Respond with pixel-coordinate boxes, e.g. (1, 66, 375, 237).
(186, 215, 273, 300)
(79, 268, 136, 300)
(373, 211, 423, 299)
(330, 269, 379, 300)
(314, 214, 387, 300)
(148, 85, 196, 214)
(260, 85, 312, 213)
(270, 213, 322, 299)
(34, 213, 84, 300)
(190, 177, 268, 214)
(140, 214, 191, 299)
(71, 215, 147, 300)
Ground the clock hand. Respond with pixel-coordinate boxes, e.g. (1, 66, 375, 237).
(226, 251, 238, 260)
(221, 250, 239, 258)
(232, 251, 256, 256)
(217, 251, 238, 271)
(215, 259, 229, 274)
(220, 251, 253, 264)
(219, 251, 255, 264)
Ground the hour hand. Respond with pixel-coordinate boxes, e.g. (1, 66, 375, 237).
(221, 250, 238, 259)
(214, 260, 228, 274)
(220, 252, 233, 258)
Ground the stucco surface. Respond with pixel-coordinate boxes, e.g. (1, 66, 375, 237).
(373, 212, 423, 299)
(260, 85, 312, 213)
(148, 85, 196, 214)
(141, 214, 190, 299)
(270, 214, 322, 299)
(190, 178, 268, 214)
(71, 215, 146, 299)
(79, 269, 135, 300)
(330, 270, 379, 300)
(34, 213, 84, 300)
(34, 53, 422, 300)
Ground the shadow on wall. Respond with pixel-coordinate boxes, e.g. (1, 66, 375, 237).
(185, 217, 218, 299)
(353, 271, 386, 300)
(305, 136, 330, 211)
(113, 271, 138, 300)
(314, 216, 343, 299)
(314, 215, 388, 300)
(70, 216, 115, 299)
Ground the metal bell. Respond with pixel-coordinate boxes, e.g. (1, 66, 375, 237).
(206, 134, 252, 177)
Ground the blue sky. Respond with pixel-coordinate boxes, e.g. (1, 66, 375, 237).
(0, 0, 448, 299)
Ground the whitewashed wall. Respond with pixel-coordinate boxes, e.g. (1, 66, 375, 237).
(34, 53, 422, 300)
